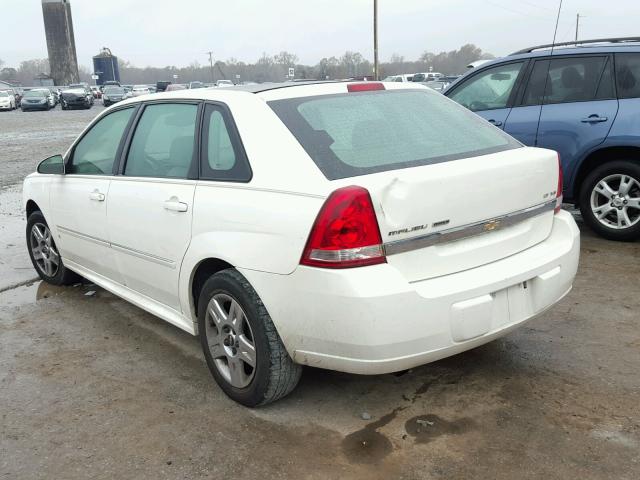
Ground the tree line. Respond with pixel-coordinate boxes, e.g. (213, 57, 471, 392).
(0, 44, 493, 86)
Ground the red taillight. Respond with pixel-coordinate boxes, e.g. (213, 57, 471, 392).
(301, 186, 385, 268)
(555, 154, 563, 213)
(347, 82, 385, 93)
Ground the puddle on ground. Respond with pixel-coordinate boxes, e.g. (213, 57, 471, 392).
(0, 280, 100, 309)
(404, 414, 475, 444)
(341, 406, 406, 464)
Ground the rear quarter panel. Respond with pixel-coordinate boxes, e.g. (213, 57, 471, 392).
(179, 186, 324, 319)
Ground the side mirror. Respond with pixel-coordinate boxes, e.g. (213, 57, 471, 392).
(37, 154, 65, 175)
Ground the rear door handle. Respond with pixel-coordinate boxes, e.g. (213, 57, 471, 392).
(89, 190, 105, 202)
(488, 119, 503, 127)
(581, 115, 608, 123)
(163, 199, 188, 212)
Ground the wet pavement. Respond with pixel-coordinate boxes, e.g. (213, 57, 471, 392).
(1, 108, 639, 479)
(0, 104, 104, 189)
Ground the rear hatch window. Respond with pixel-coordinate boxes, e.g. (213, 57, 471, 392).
(269, 89, 521, 180)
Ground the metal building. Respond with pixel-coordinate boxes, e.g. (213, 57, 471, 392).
(41, 0, 79, 85)
(92, 48, 121, 85)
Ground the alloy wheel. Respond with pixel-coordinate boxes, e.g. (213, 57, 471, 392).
(590, 173, 640, 230)
(204, 293, 256, 388)
(30, 223, 60, 277)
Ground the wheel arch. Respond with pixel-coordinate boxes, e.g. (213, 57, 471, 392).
(572, 146, 640, 205)
(186, 257, 235, 330)
(26, 199, 41, 218)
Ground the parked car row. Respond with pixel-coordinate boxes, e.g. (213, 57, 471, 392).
(382, 72, 461, 92)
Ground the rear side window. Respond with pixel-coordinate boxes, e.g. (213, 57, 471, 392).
(125, 103, 198, 179)
(269, 90, 520, 180)
(523, 56, 614, 105)
(70, 107, 135, 175)
(615, 53, 640, 99)
(200, 104, 251, 182)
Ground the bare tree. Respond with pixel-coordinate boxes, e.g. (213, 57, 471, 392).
(274, 51, 298, 66)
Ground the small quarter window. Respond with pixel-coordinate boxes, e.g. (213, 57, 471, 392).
(615, 53, 640, 99)
(200, 104, 251, 182)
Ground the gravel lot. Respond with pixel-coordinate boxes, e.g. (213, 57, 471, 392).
(0, 104, 105, 188)
(0, 106, 639, 479)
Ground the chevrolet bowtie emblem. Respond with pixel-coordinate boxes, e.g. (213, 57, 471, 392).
(483, 219, 501, 232)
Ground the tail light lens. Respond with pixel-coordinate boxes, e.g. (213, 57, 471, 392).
(301, 186, 385, 268)
(555, 154, 563, 214)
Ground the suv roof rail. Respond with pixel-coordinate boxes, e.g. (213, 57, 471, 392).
(510, 36, 640, 55)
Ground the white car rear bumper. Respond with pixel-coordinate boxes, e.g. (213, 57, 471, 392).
(241, 210, 580, 375)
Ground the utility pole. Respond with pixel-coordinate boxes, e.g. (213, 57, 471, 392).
(575, 13, 580, 43)
(373, 0, 379, 80)
(206, 51, 215, 82)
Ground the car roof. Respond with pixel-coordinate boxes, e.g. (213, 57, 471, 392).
(110, 81, 429, 107)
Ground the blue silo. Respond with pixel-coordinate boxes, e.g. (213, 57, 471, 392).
(92, 47, 120, 85)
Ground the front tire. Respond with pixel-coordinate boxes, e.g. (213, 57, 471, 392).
(197, 269, 302, 407)
(579, 160, 640, 241)
(26, 211, 80, 285)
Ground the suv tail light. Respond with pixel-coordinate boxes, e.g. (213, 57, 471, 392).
(555, 154, 563, 214)
(300, 186, 386, 268)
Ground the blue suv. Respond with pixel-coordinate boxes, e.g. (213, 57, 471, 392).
(445, 37, 640, 241)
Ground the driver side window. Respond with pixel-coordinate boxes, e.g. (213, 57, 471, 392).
(69, 107, 135, 174)
(449, 62, 524, 112)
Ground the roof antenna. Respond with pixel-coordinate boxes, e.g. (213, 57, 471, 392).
(535, 0, 563, 146)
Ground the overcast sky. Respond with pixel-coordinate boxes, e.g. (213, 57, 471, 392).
(2, 0, 639, 69)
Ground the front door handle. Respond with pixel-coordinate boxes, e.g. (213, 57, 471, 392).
(488, 119, 503, 127)
(163, 199, 188, 212)
(89, 190, 105, 202)
(581, 115, 608, 123)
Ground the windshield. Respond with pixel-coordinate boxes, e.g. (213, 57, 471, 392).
(24, 90, 46, 98)
(269, 89, 520, 180)
(0, 91, 9, 97)
(104, 87, 125, 95)
(68, 84, 84, 89)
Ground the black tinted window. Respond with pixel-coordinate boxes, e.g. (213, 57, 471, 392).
(125, 103, 198, 179)
(526, 56, 612, 105)
(523, 57, 614, 105)
(200, 104, 251, 182)
(70, 107, 135, 175)
(615, 53, 640, 99)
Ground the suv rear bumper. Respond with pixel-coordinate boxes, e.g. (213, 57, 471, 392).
(241, 210, 580, 375)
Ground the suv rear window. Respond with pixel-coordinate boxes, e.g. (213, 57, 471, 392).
(269, 89, 520, 180)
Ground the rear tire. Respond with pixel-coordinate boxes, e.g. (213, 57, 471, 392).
(26, 211, 80, 285)
(579, 160, 640, 241)
(197, 269, 302, 407)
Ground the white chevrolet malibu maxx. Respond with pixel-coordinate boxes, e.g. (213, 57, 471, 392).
(23, 82, 580, 406)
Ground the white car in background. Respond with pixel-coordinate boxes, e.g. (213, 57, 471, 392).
(131, 85, 151, 96)
(22, 81, 579, 406)
(382, 74, 414, 82)
(0, 90, 17, 110)
(216, 79, 234, 88)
